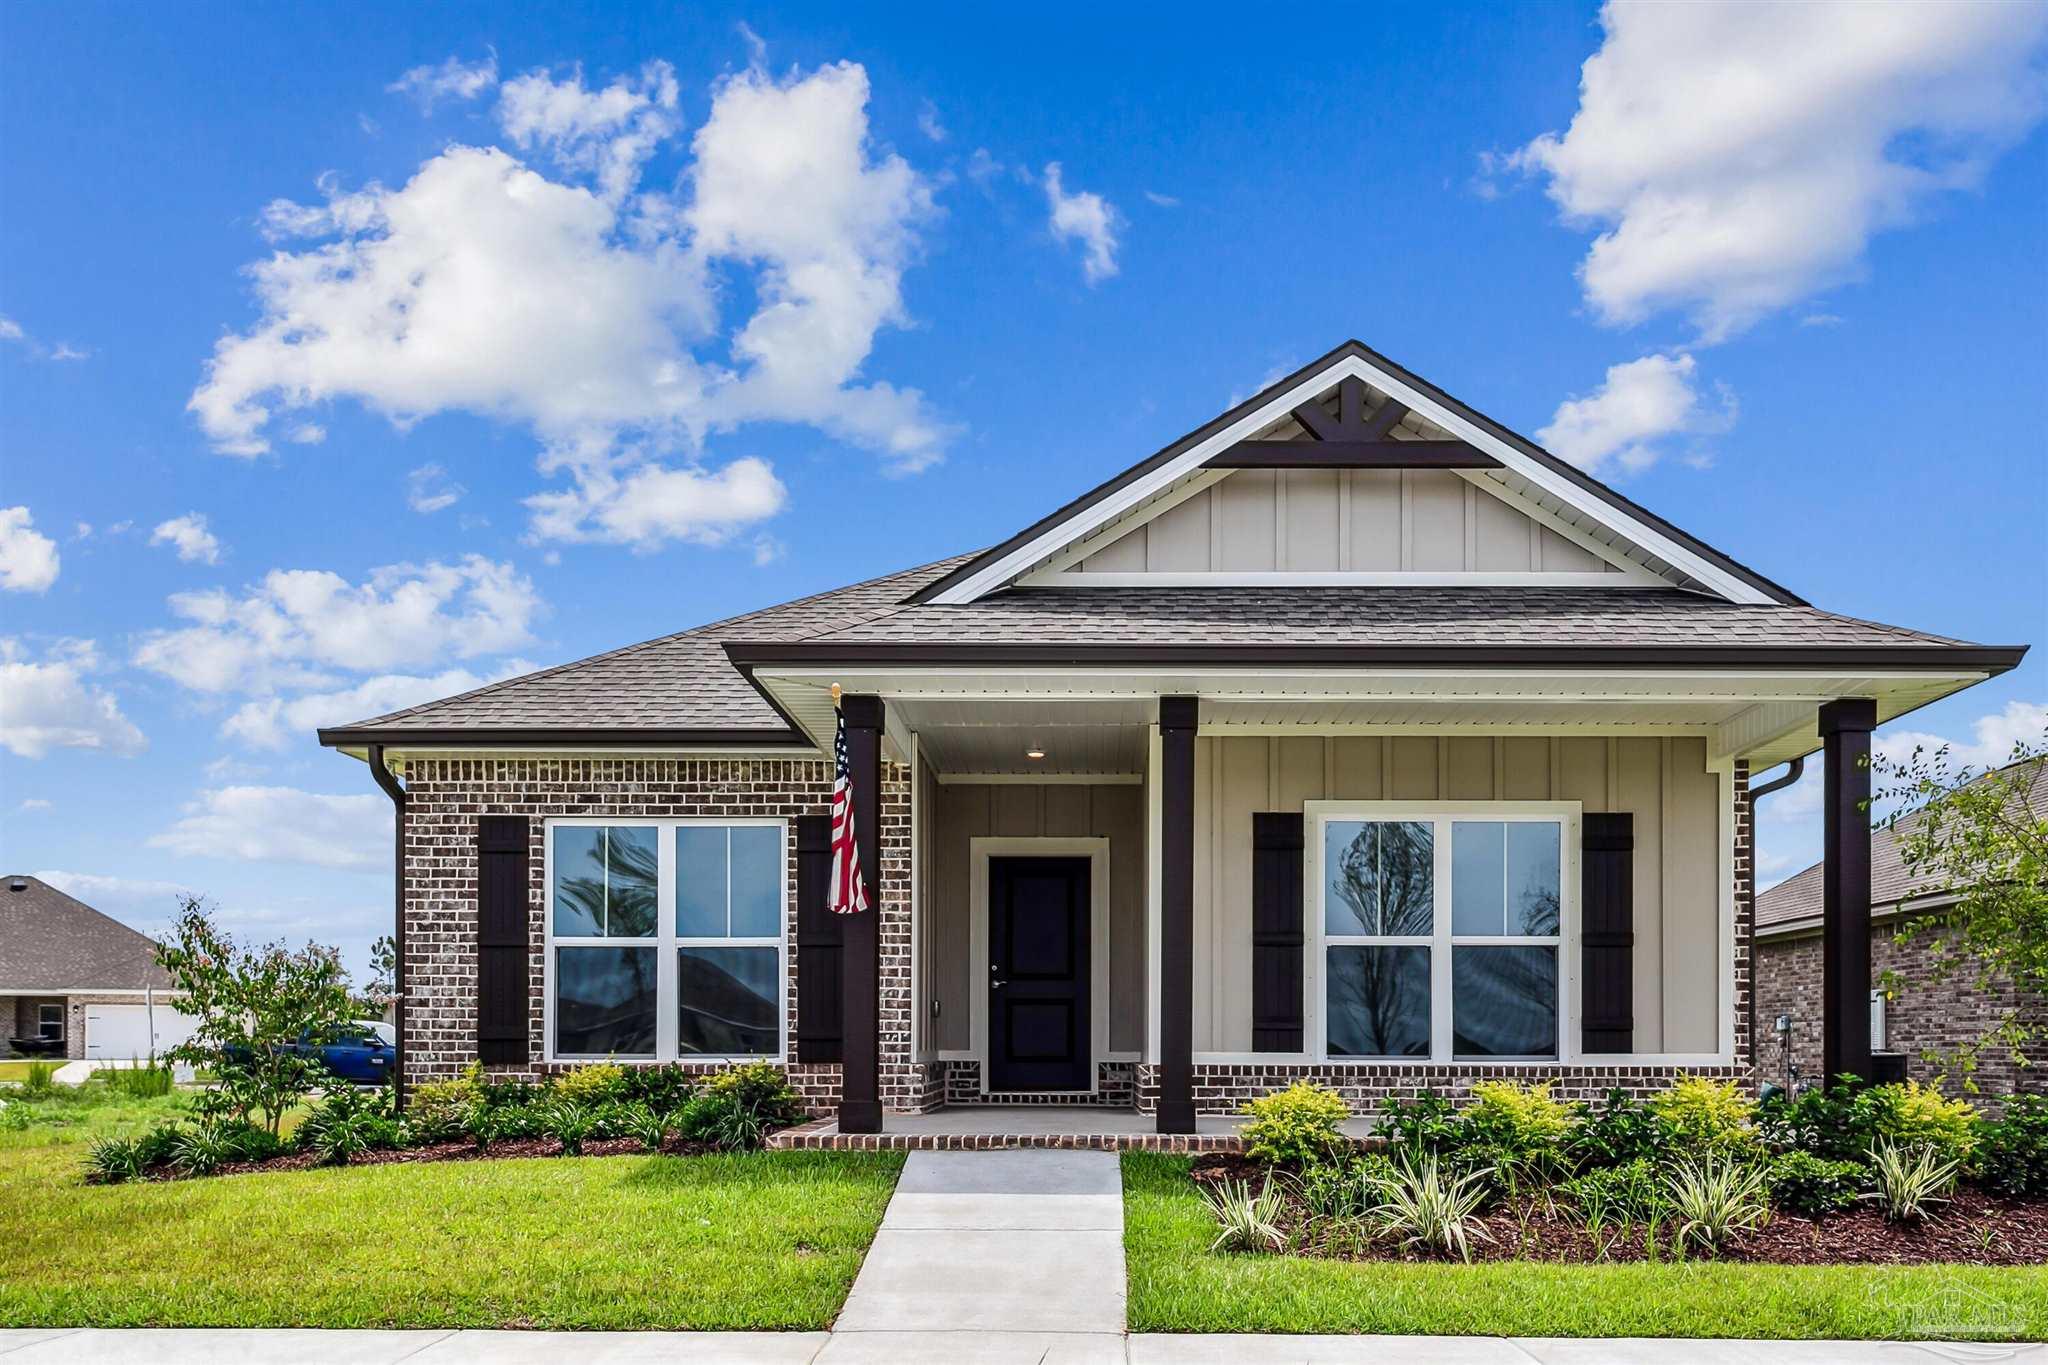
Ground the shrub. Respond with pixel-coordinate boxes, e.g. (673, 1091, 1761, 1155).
(543, 1099, 599, 1155)
(23, 1062, 56, 1095)
(1295, 1152, 1396, 1222)
(169, 1122, 259, 1176)
(1240, 1082, 1352, 1167)
(1975, 1095, 2048, 1199)
(1858, 1082, 1978, 1166)
(1370, 1154, 1494, 1262)
(1560, 1157, 1665, 1225)
(132, 1121, 183, 1169)
(0, 1098, 28, 1133)
(618, 1063, 699, 1114)
(1466, 1080, 1575, 1152)
(479, 1076, 545, 1112)
(1654, 1075, 1758, 1156)
(1664, 1156, 1771, 1254)
(86, 1135, 144, 1183)
(407, 1071, 481, 1144)
(298, 1084, 399, 1163)
(1768, 1151, 1867, 1217)
(1203, 1176, 1288, 1254)
(1567, 1089, 1666, 1170)
(704, 1062, 805, 1128)
(552, 1062, 626, 1106)
(619, 1102, 670, 1152)
(1375, 1089, 1462, 1154)
(1866, 1141, 1959, 1222)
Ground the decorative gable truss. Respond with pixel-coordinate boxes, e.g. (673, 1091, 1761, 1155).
(923, 343, 1793, 604)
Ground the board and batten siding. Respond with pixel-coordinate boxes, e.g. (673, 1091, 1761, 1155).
(1192, 735, 1724, 1055)
(1078, 469, 1618, 574)
(922, 781, 1147, 1055)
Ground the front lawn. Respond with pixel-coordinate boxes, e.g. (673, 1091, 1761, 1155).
(0, 1088, 902, 1329)
(1123, 1154, 2048, 1340)
(0, 1062, 44, 1083)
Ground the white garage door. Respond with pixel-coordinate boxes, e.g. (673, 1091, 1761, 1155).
(84, 1003, 201, 1060)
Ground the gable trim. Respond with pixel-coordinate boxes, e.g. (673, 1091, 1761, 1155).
(913, 341, 1801, 608)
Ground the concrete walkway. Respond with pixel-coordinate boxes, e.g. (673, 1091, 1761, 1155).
(820, 1148, 1126, 1362)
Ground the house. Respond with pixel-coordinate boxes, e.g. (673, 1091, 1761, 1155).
(317, 340, 2028, 1133)
(1754, 757, 2046, 1096)
(0, 875, 188, 1061)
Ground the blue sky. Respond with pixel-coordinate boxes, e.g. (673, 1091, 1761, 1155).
(3, 1, 2044, 981)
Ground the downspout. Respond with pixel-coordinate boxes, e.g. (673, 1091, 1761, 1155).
(1743, 755, 1803, 1087)
(366, 744, 408, 1107)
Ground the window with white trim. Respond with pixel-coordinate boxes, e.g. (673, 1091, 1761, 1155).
(1314, 804, 1573, 1062)
(546, 819, 786, 1062)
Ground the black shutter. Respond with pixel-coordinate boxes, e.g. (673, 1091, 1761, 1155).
(794, 814, 841, 1063)
(1251, 812, 1306, 1052)
(1580, 812, 1634, 1055)
(476, 815, 531, 1065)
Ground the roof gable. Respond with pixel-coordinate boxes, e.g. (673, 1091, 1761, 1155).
(0, 876, 174, 992)
(913, 340, 1803, 606)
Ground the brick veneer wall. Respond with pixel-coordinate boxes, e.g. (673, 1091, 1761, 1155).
(400, 755, 916, 1114)
(1753, 921, 2046, 1099)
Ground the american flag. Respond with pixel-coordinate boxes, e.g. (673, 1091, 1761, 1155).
(828, 699, 868, 914)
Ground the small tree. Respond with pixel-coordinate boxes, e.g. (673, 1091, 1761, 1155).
(1874, 738, 2047, 1089)
(156, 896, 358, 1134)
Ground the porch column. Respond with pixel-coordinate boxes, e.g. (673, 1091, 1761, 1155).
(839, 693, 885, 1134)
(1819, 697, 1876, 1084)
(1157, 695, 1198, 1134)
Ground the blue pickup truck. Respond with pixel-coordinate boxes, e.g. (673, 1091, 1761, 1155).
(293, 1020, 398, 1083)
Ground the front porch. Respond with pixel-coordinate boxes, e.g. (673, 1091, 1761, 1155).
(774, 669, 1916, 1138)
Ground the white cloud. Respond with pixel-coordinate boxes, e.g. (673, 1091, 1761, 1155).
(964, 148, 1004, 187)
(1876, 699, 2048, 775)
(149, 512, 223, 565)
(0, 638, 146, 759)
(0, 316, 21, 342)
(405, 462, 466, 514)
(1535, 352, 1735, 474)
(49, 343, 89, 362)
(132, 555, 542, 694)
(497, 61, 678, 205)
(16, 798, 51, 813)
(1509, 0, 2048, 341)
(917, 99, 947, 143)
(149, 786, 390, 871)
(32, 871, 198, 922)
(190, 58, 948, 543)
(0, 506, 60, 592)
(388, 51, 499, 111)
(1142, 190, 1180, 209)
(0, 316, 87, 362)
(525, 453, 787, 548)
(1043, 162, 1120, 284)
(220, 661, 534, 750)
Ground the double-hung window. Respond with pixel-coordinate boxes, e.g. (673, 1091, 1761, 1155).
(37, 1003, 63, 1042)
(546, 819, 785, 1062)
(1312, 803, 1574, 1062)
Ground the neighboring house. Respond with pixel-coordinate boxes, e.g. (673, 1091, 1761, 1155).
(1755, 758, 2047, 1097)
(0, 875, 189, 1061)
(318, 340, 2027, 1132)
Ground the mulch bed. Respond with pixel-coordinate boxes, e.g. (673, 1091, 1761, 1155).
(1188, 1154, 2048, 1267)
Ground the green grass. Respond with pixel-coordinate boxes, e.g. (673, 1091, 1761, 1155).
(1123, 1153, 2048, 1340)
(0, 1061, 50, 1083)
(0, 1089, 903, 1329)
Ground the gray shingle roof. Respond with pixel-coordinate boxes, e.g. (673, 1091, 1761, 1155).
(0, 876, 174, 993)
(1757, 758, 2048, 933)
(322, 568, 2007, 743)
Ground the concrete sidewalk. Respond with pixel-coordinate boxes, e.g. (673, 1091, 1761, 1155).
(4, 1329, 2030, 1362)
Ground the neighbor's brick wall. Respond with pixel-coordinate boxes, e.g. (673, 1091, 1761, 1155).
(400, 755, 917, 1114)
(1753, 920, 2046, 1099)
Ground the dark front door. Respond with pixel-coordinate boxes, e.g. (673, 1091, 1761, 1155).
(988, 856, 1091, 1092)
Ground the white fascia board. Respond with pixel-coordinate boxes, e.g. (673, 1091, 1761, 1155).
(934, 352, 1775, 606)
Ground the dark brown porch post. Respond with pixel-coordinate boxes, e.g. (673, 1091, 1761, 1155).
(839, 693, 885, 1133)
(1819, 697, 1876, 1084)
(1157, 695, 1198, 1134)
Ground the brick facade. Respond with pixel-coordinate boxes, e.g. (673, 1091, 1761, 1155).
(400, 755, 914, 1115)
(1753, 919, 2046, 1098)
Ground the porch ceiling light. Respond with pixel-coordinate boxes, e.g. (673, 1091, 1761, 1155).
(1024, 745, 1047, 760)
